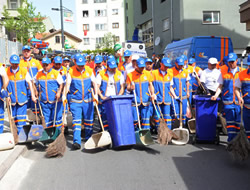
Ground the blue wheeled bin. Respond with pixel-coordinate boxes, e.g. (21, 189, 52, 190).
(193, 95, 220, 144)
(103, 95, 136, 148)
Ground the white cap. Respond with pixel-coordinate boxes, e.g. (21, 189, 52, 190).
(131, 54, 140, 61)
(208, 57, 218, 65)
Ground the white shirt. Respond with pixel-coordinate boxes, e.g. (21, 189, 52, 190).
(235, 78, 241, 89)
(200, 68, 221, 92)
(96, 71, 125, 96)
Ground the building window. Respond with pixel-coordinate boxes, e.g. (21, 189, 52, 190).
(126, 16, 128, 24)
(112, 9, 118, 15)
(141, 20, 153, 48)
(96, 37, 104, 44)
(8, 0, 19, 9)
(141, 0, 147, 14)
(95, 24, 107, 31)
(161, 0, 166, 2)
(82, 0, 88, 3)
(203, 11, 220, 24)
(83, 38, 90, 45)
(126, 2, 128, 10)
(95, 9, 107, 17)
(112, 23, 119, 29)
(83, 24, 89, 31)
(163, 18, 170, 31)
(83, 10, 89, 17)
(55, 36, 60, 43)
(94, 0, 106, 3)
(115, 36, 120, 42)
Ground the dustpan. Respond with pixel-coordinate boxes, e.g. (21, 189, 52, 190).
(84, 88, 112, 149)
(39, 100, 60, 144)
(172, 79, 189, 145)
(133, 90, 154, 146)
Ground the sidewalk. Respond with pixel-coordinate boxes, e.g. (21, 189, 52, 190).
(0, 144, 27, 180)
(0, 113, 28, 180)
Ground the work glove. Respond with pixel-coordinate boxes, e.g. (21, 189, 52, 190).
(0, 89, 8, 99)
(175, 96, 182, 103)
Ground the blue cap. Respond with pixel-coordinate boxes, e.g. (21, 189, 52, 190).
(70, 55, 75, 60)
(247, 55, 250, 66)
(108, 55, 115, 59)
(176, 57, 184, 65)
(161, 57, 172, 67)
(54, 56, 62, 64)
(22, 45, 31, 51)
(74, 53, 81, 60)
(145, 58, 153, 63)
(107, 58, 117, 69)
(227, 53, 238, 62)
(63, 57, 70, 61)
(103, 55, 108, 61)
(94, 55, 103, 64)
(188, 58, 196, 64)
(75, 55, 86, 66)
(124, 50, 132, 57)
(181, 55, 188, 61)
(10, 54, 20, 64)
(136, 58, 146, 68)
(42, 57, 51, 64)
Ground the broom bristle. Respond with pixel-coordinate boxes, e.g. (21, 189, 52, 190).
(46, 131, 66, 158)
(228, 125, 250, 161)
(157, 118, 178, 145)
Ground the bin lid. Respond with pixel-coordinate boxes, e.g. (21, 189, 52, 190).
(193, 95, 220, 101)
(103, 95, 134, 103)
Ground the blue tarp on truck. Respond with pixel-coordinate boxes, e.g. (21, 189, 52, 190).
(163, 36, 234, 69)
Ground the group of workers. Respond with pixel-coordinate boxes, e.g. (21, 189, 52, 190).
(0, 43, 250, 151)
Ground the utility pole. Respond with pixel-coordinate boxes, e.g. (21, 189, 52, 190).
(60, 0, 65, 52)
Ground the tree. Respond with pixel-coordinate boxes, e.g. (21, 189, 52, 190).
(99, 32, 116, 49)
(1, 0, 46, 44)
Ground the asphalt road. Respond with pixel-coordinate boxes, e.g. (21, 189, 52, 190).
(2, 131, 249, 190)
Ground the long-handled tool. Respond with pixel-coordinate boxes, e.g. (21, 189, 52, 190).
(171, 96, 180, 129)
(172, 76, 189, 145)
(84, 88, 112, 149)
(0, 99, 16, 151)
(39, 100, 60, 144)
(6, 98, 18, 144)
(46, 100, 67, 157)
(147, 91, 178, 145)
(227, 105, 250, 161)
(19, 102, 44, 143)
(187, 98, 196, 134)
(133, 90, 154, 146)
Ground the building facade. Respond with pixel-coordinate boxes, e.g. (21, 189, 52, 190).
(75, 0, 125, 50)
(133, 0, 250, 56)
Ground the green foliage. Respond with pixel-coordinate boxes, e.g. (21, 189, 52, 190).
(82, 48, 114, 55)
(1, 0, 46, 44)
(99, 32, 116, 49)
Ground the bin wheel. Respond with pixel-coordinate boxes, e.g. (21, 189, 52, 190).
(192, 134, 196, 145)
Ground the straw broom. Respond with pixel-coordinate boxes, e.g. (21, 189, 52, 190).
(6, 98, 18, 144)
(46, 67, 70, 158)
(148, 91, 178, 145)
(227, 106, 250, 161)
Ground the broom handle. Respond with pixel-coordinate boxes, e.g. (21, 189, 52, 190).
(90, 88, 104, 131)
(34, 102, 38, 125)
(147, 89, 164, 119)
(133, 89, 141, 130)
(171, 96, 177, 117)
(6, 98, 14, 134)
(179, 74, 183, 129)
(37, 99, 44, 117)
(53, 100, 58, 127)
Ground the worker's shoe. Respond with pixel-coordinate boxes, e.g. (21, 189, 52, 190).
(72, 143, 81, 150)
(64, 127, 69, 135)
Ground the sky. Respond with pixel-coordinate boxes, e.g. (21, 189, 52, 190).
(29, 0, 77, 36)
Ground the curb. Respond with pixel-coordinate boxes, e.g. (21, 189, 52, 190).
(0, 145, 28, 180)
